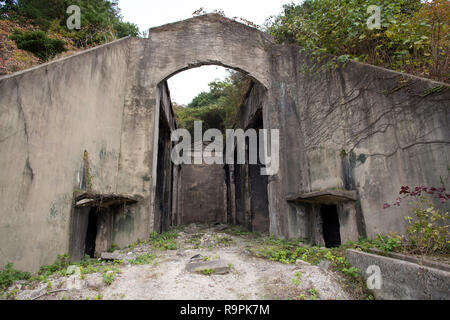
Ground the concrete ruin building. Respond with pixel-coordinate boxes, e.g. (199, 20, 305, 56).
(0, 14, 449, 271)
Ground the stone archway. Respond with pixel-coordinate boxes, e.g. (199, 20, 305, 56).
(121, 14, 278, 235)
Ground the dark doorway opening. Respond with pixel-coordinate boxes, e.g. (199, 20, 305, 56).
(247, 110, 269, 233)
(230, 107, 269, 233)
(84, 208, 99, 258)
(155, 107, 173, 233)
(320, 205, 341, 248)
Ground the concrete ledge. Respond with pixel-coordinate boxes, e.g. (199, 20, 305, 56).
(75, 191, 139, 208)
(367, 248, 450, 273)
(286, 190, 357, 204)
(346, 249, 450, 300)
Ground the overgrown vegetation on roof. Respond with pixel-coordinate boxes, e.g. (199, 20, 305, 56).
(266, 0, 449, 83)
(0, 0, 141, 73)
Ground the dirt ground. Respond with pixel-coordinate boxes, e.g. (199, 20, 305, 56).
(3, 224, 356, 300)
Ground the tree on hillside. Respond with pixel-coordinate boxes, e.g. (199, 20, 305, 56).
(1, 0, 139, 46)
(174, 71, 250, 135)
(267, 0, 449, 82)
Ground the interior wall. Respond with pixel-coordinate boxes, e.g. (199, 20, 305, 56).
(177, 142, 228, 225)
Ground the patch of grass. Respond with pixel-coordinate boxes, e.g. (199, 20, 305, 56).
(249, 235, 372, 299)
(33, 253, 109, 281)
(102, 272, 115, 286)
(199, 268, 214, 276)
(297, 293, 306, 300)
(148, 229, 179, 250)
(225, 226, 253, 237)
(37, 254, 70, 278)
(108, 243, 120, 252)
(0, 263, 31, 294)
(46, 280, 52, 292)
(80, 263, 119, 276)
(308, 288, 318, 300)
(342, 266, 360, 279)
(185, 233, 204, 248)
(6, 288, 19, 299)
(291, 271, 302, 286)
(216, 235, 233, 246)
(129, 253, 156, 265)
(10, 29, 66, 61)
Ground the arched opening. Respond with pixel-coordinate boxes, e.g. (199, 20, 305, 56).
(153, 64, 270, 234)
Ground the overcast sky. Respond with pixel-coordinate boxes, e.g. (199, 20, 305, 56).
(118, 0, 294, 105)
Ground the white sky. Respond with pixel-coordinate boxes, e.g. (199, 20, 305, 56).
(118, 0, 295, 105)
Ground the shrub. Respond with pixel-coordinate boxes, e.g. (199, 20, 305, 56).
(10, 29, 66, 60)
(1, 0, 141, 43)
(403, 197, 449, 255)
(373, 234, 401, 253)
(384, 185, 449, 255)
(0, 263, 31, 293)
(38, 253, 70, 277)
(267, 0, 449, 82)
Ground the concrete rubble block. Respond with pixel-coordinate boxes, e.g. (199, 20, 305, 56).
(200, 233, 216, 247)
(186, 256, 231, 275)
(100, 251, 136, 263)
(295, 259, 311, 267)
(66, 265, 81, 276)
(214, 224, 228, 232)
(318, 260, 332, 270)
(85, 276, 103, 290)
(100, 252, 125, 261)
(66, 275, 85, 291)
(184, 223, 198, 234)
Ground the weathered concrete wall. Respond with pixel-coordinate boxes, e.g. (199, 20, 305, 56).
(176, 141, 227, 225)
(0, 38, 133, 271)
(347, 249, 450, 300)
(178, 163, 227, 225)
(263, 43, 450, 241)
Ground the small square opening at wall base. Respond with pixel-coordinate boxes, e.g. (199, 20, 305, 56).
(69, 191, 140, 262)
(85, 208, 99, 258)
(320, 204, 341, 248)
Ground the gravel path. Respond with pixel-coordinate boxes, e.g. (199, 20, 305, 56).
(4, 224, 354, 300)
